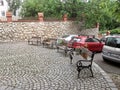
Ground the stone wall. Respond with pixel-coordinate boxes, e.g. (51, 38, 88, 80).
(79, 28, 99, 37)
(0, 21, 99, 42)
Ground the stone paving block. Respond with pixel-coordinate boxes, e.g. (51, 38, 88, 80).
(0, 86, 7, 90)
(0, 42, 118, 90)
(13, 88, 24, 90)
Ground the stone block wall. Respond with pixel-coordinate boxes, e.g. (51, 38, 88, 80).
(0, 21, 99, 42)
(79, 28, 99, 37)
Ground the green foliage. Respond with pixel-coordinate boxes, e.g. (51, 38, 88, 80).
(43, 0, 63, 18)
(100, 28, 120, 34)
(20, 0, 120, 30)
(110, 28, 120, 34)
(77, 0, 120, 30)
(113, 0, 120, 22)
(61, 0, 81, 18)
(6, 0, 21, 15)
(20, 0, 62, 18)
(20, 0, 45, 17)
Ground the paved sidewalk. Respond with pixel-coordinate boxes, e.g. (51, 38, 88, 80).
(0, 42, 118, 90)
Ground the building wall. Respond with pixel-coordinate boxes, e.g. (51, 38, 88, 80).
(0, 21, 99, 42)
(0, 0, 8, 17)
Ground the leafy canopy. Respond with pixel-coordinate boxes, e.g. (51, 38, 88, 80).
(6, 0, 21, 15)
(20, 0, 120, 30)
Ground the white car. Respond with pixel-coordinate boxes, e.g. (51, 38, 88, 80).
(102, 35, 120, 63)
(57, 35, 78, 44)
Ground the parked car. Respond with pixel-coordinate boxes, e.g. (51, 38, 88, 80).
(100, 34, 120, 43)
(56, 35, 78, 45)
(67, 35, 104, 52)
(100, 35, 115, 43)
(102, 36, 120, 63)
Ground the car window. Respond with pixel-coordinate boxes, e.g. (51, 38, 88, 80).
(85, 38, 94, 42)
(116, 38, 120, 44)
(92, 38, 100, 42)
(105, 37, 120, 48)
(116, 37, 120, 48)
(85, 38, 100, 42)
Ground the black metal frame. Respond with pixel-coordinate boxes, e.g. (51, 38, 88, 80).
(42, 38, 57, 48)
(69, 49, 95, 78)
(57, 45, 73, 57)
(76, 52, 95, 78)
(28, 36, 41, 45)
(69, 48, 74, 64)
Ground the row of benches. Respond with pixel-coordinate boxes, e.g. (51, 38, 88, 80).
(28, 37, 56, 47)
(28, 36, 70, 55)
(28, 36, 95, 78)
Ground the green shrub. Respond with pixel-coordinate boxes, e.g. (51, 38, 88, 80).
(110, 28, 120, 34)
(100, 28, 120, 34)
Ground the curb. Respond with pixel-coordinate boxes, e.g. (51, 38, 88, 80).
(94, 62, 118, 90)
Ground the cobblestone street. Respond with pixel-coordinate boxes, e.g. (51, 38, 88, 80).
(0, 42, 118, 90)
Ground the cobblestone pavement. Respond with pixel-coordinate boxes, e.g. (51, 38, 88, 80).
(0, 42, 118, 90)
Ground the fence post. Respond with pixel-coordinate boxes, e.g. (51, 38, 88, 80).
(6, 11, 12, 22)
(96, 23, 99, 28)
(63, 14, 67, 21)
(38, 12, 44, 21)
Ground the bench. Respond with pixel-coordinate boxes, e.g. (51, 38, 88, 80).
(69, 47, 95, 78)
(57, 44, 72, 56)
(56, 39, 73, 56)
(57, 45, 67, 56)
(28, 36, 41, 45)
(56, 39, 66, 56)
(42, 38, 57, 48)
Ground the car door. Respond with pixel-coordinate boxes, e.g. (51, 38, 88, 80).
(85, 38, 103, 52)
